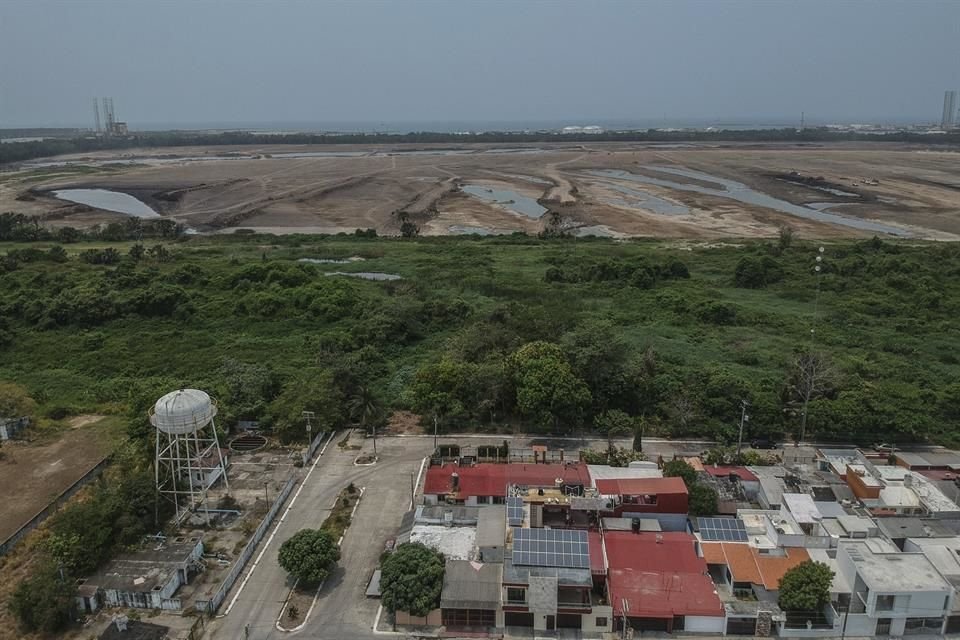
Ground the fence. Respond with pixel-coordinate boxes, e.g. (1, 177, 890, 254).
(195, 474, 297, 615)
(0, 455, 111, 557)
(186, 614, 206, 640)
(302, 429, 329, 464)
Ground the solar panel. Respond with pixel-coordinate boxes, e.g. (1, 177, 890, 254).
(507, 497, 524, 527)
(511, 528, 590, 569)
(697, 517, 748, 542)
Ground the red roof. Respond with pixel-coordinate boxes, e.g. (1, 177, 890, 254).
(703, 466, 759, 482)
(423, 462, 590, 498)
(595, 476, 688, 497)
(588, 530, 605, 575)
(604, 531, 723, 618)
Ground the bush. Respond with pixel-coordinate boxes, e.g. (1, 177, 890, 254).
(778, 560, 834, 612)
(278, 529, 341, 586)
(380, 543, 445, 616)
(9, 563, 77, 633)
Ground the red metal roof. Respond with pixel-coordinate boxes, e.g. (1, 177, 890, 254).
(423, 462, 590, 498)
(588, 530, 605, 575)
(703, 466, 759, 482)
(604, 531, 723, 618)
(595, 476, 688, 497)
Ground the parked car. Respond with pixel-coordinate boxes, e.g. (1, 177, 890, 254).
(750, 438, 779, 450)
(874, 443, 899, 454)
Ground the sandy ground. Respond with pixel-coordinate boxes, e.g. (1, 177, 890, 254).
(0, 424, 111, 541)
(2, 142, 958, 240)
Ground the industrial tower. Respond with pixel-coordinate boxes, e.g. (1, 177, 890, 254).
(943, 90, 958, 129)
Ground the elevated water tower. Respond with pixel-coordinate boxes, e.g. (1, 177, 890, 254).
(151, 389, 229, 517)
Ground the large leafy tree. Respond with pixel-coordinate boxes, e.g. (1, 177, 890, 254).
(0, 381, 36, 419)
(662, 459, 698, 488)
(509, 341, 591, 430)
(269, 371, 346, 443)
(380, 543, 445, 617)
(778, 561, 834, 612)
(687, 483, 718, 517)
(278, 529, 341, 586)
(9, 563, 77, 633)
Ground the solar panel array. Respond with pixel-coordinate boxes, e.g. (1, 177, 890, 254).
(512, 528, 589, 569)
(698, 517, 749, 542)
(506, 497, 524, 527)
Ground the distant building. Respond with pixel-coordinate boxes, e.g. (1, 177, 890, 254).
(943, 90, 957, 129)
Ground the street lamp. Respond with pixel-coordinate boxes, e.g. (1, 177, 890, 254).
(736, 400, 750, 460)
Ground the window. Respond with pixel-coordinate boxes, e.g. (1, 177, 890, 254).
(596, 617, 608, 627)
(876, 595, 895, 611)
(507, 587, 526, 604)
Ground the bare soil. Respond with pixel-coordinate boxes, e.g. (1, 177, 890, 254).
(2, 142, 958, 240)
(0, 424, 111, 541)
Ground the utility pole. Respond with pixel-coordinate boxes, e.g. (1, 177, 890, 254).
(263, 481, 269, 503)
(433, 414, 439, 451)
(736, 400, 750, 460)
(410, 472, 415, 507)
(799, 246, 825, 447)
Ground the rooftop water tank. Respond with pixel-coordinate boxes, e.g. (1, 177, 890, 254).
(150, 389, 217, 435)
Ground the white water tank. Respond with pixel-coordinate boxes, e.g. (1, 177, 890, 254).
(150, 389, 217, 435)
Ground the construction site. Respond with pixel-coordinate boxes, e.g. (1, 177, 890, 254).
(1, 141, 958, 240)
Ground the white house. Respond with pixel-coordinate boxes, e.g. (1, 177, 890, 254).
(834, 539, 953, 637)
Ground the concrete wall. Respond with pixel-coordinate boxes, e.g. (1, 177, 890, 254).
(396, 609, 442, 626)
(582, 605, 613, 633)
(685, 615, 725, 633)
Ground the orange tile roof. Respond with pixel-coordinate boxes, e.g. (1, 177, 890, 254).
(700, 542, 726, 565)
(708, 543, 809, 590)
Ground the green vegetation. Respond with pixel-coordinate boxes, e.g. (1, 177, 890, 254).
(778, 560, 835, 612)
(662, 458, 718, 516)
(8, 562, 77, 634)
(0, 234, 958, 448)
(278, 529, 341, 587)
(380, 542, 445, 617)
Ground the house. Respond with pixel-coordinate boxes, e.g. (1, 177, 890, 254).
(82, 536, 204, 611)
(500, 527, 611, 633)
(834, 539, 954, 637)
(604, 531, 725, 634)
(423, 462, 590, 506)
(594, 476, 689, 516)
(703, 466, 760, 500)
(700, 542, 809, 602)
(440, 560, 502, 629)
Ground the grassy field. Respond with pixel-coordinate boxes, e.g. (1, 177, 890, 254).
(1, 233, 958, 447)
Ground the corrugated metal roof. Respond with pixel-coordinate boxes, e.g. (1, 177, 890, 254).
(440, 560, 501, 610)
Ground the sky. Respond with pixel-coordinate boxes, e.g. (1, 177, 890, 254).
(1, 0, 959, 129)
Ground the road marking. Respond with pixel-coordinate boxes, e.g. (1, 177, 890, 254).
(411, 456, 427, 509)
(223, 430, 337, 616)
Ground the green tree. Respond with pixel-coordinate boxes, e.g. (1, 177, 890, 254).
(8, 563, 77, 633)
(594, 409, 635, 449)
(778, 225, 794, 252)
(778, 561, 834, 612)
(128, 243, 145, 261)
(662, 459, 698, 488)
(380, 543, 445, 617)
(509, 341, 591, 430)
(269, 372, 346, 443)
(0, 381, 36, 419)
(688, 483, 718, 516)
(350, 385, 383, 457)
(278, 529, 341, 586)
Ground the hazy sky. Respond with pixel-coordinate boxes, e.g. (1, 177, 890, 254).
(2, 0, 959, 128)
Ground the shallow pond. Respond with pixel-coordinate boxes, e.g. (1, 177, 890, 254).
(325, 271, 401, 281)
(586, 172, 690, 215)
(460, 184, 547, 219)
(595, 166, 910, 237)
(52, 188, 159, 217)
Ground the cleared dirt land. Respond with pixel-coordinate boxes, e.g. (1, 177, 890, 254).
(2, 142, 959, 239)
(0, 419, 113, 542)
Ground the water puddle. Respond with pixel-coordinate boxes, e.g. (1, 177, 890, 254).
(298, 257, 365, 264)
(590, 166, 910, 237)
(586, 172, 690, 215)
(52, 188, 159, 217)
(325, 271, 401, 281)
(461, 184, 547, 219)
